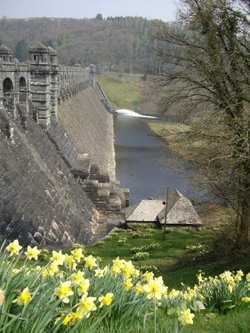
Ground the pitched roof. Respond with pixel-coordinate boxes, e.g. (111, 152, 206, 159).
(126, 190, 202, 226)
(126, 200, 165, 222)
(158, 191, 202, 225)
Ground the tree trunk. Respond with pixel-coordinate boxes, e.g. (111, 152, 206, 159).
(237, 182, 250, 246)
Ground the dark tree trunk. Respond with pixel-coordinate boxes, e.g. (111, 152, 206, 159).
(237, 182, 250, 245)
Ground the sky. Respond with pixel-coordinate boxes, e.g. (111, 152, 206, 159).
(0, 0, 178, 22)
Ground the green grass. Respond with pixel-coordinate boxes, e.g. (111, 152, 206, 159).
(86, 224, 250, 289)
(96, 73, 142, 110)
(147, 121, 195, 160)
(177, 309, 250, 333)
(92, 308, 250, 333)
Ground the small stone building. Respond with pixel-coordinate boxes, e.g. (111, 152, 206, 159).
(126, 190, 202, 226)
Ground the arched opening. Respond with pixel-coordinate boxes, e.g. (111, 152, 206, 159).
(19, 77, 27, 102)
(3, 77, 13, 93)
(3, 78, 14, 109)
(19, 77, 26, 91)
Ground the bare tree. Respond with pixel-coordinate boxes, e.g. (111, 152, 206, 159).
(155, 0, 250, 246)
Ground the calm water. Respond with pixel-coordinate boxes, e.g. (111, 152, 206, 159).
(114, 113, 200, 205)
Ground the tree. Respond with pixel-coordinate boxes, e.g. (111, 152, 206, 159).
(95, 13, 103, 20)
(14, 39, 28, 62)
(155, 0, 250, 246)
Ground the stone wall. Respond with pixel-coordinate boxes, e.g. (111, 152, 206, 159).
(0, 109, 96, 247)
(58, 86, 116, 181)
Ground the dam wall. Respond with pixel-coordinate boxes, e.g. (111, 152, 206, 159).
(0, 43, 127, 247)
(58, 86, 116, 181)
(0, 110, 95, 247)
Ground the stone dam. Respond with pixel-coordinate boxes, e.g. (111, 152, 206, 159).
(0, 43, 128, 247)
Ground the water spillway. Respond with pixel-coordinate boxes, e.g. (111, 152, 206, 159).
(114, 109, 157, 119)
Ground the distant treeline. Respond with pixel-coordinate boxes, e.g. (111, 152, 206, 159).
(0, 16, 171, 73)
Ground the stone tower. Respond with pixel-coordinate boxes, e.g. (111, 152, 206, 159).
(0, 45, 14, 113)
(29, 42, 58, 129)
(48, 46, 58, 120)
(0, 44, 13, 62)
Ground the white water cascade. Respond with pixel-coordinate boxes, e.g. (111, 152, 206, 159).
(115, 109, 157, 119)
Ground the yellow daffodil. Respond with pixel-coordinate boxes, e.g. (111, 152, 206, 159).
(143, 276, 167, 300)
(111, 265, 121, 275)
(168, 289, 180, 299)
(123, 278, 133, 290)
(242, 296, 250, 303)
(64, 311, 82, 326)
(77, 278, 90, 296)
(143, 271, 154, 283)
(77, 295, 97, 318)
(48, 262, 60, 276)
(63, 313, 75, 326)
(25, 246, 40, 260)
(178, 308, 195, 325)
(71, 248, 84, 263)
(133, 269, 141, 278)
(183, 292, 194, 302)
(235, 270, 244, 282)
(197, 273, 203, 283)
(52, 250, 65, 265)
(135, 283, 144, 294)
(220, 271, 233, 283)
(6, 240, 22, 256)
(13, 287, 32, 306)
(94, 268, 105, 277)
(163, 286, 168, 298)
(41, 270, 48, 278)
(112, 257, 125, 274)
(54, 281, 74, 303)
(112, 257, 125, 268)
(64, 254, 77, 271)
(246, 272, 250, 283)
(99, 293, 113, 307)
(70, 271, 85, 286)
(228, 283, 234, 293)
(84, 255, 97, 269)
(122, 260, 135, 278)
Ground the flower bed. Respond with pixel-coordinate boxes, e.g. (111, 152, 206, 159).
(0, 240, 249, 332)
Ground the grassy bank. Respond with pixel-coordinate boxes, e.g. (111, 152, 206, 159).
(147, 121, 197, 160)
(86, 223, 250, 290)
(96, 72, 143, 110)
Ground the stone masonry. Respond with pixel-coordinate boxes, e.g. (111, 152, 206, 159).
(0, 43, 128, 246)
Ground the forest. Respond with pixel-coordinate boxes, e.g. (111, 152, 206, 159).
(0, 16, 162, 74)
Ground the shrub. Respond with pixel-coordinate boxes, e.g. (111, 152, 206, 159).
(131, 252, 150, 261)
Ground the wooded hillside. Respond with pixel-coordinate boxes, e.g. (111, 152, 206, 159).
(0, 16, 163, 73)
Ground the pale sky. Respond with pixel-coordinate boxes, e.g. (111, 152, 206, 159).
(0, 0, 178, 22)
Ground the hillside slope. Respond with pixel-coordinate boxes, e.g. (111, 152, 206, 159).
(0, 17, 158, 72)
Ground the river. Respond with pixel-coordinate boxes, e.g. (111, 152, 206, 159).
(114, 110, 201, 205)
